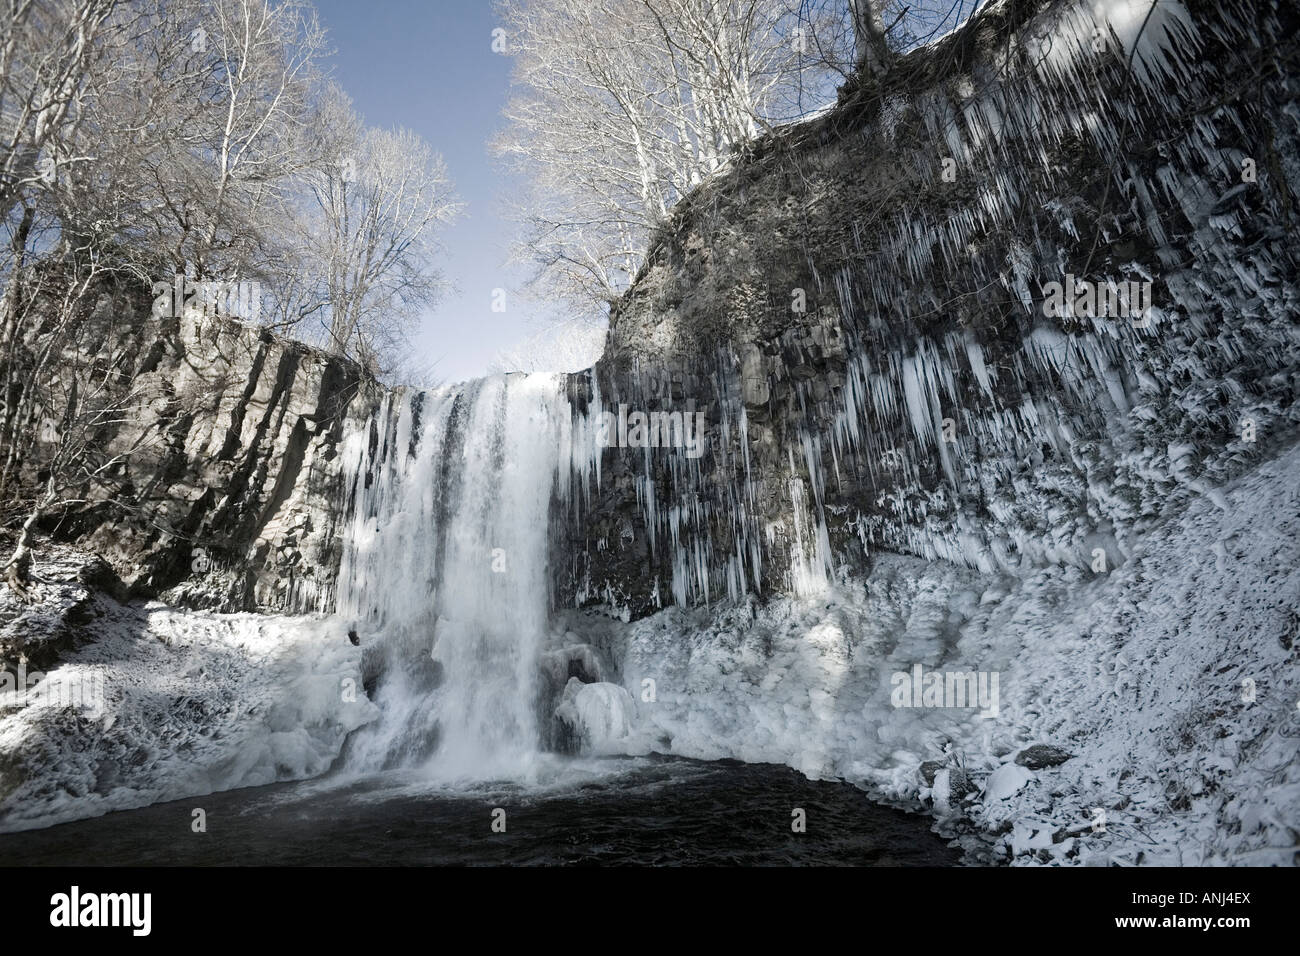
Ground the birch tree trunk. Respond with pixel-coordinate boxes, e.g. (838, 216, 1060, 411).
(848, 0, 891, 77)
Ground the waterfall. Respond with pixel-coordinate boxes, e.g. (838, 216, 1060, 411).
(334, 373, 573, 781)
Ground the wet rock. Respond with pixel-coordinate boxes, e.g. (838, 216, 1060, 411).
(1015, 744, 1074, 770)
(919, 760, 945, 786)
(949, 767, 978, 800)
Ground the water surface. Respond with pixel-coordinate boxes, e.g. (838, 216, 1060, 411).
(0, 757, 959, 866)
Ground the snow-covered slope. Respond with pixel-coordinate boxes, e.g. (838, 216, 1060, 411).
(0, 597, 374, 833)
(577, 440, 1299, 864)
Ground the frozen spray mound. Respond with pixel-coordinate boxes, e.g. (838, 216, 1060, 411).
(0, 602, 374, 833)
(555, 679, 637, 753)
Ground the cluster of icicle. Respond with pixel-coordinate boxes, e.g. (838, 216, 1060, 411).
(561, 363, 807, 607)
(560, 0, 1300, 609)
(329, 1, 1297, 621)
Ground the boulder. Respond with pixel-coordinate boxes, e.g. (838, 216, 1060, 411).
(984, 762, 1035, 801)
(1015, 744, 1074, 770)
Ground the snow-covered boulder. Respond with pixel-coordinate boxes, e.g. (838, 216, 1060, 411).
(984, 763, 1035, 802)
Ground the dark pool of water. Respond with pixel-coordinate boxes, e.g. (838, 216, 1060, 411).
(0, 757, 959, 866)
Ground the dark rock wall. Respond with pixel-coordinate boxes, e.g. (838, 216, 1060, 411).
(27, 300, 380, 612)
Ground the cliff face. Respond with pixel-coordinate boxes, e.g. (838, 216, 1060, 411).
(15, 0, 1297, 627)
(557, 0, 1300, 620)
(26, 300, 380, 613)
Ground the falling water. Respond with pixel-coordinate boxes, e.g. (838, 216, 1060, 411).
(334, 374, 573, 781)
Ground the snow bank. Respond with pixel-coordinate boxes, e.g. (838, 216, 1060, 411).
(603, 441, 1300, 864)
(0, 602, 376, 832)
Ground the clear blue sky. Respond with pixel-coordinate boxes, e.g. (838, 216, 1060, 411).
(312, 0, 568, 384)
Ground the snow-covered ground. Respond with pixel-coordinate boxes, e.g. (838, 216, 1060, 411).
(572, 440, 1300, 865)
(0, 593, 375, 833)
(2, 443, 1295, 863)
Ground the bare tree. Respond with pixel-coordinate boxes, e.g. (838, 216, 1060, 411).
(847, 0, 890, 75)
(492, 0, 980, 319)
(61, 0, 329, 279)
(492, 0, 817, 315)
(0, 0, 118, 223)
(289, 87, 460, 374)
(489, 319, 607, 374)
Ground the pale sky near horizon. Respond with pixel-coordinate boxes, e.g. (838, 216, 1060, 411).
(311, 0, 585, 385)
